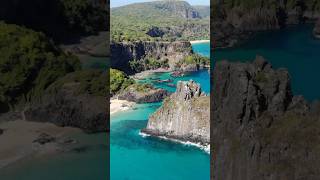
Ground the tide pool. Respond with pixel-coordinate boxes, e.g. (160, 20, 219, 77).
(110, 42, 210, 180)
(214, 24, 320, 101)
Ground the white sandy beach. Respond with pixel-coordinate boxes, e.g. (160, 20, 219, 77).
(190, 40, 210, 44)
(110, 99, 135, 115)
(0, 120, 81, 169)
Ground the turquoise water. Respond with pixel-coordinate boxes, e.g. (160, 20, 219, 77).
(110, 42, 210, 180)
(214, 24, 320, 101)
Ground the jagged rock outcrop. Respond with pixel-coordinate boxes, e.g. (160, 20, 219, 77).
(111, 41, 193, 73)
(212, 1, 320, 47)
(142, 80, 210, 144)
(212, 57, 320, 180)
(118, 84, 170, 103)
(24, 82, 108, 133)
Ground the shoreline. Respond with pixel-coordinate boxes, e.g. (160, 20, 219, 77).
(131, 68, 171, 80)
(110, 99, 135, 115)
(0, 120, 81, 170)
(190, 40, 210, 44)
(139, 131, 210, 154)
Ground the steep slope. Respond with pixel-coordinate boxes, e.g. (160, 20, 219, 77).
(142, 80, 210, 144)
(111, 41, 193, 73)
(0, 22, 80, 112)
(212, 57, 320, 180)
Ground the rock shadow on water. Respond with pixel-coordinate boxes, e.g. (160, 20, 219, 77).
(111, 120, 205, 154)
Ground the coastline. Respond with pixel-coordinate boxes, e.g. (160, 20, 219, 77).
(190, 40, 210, 44)
(110, 99, 135, 115)
(131, 68, 171, 80)
(139, 131, 210, 154)
(0, 120, 81, 169)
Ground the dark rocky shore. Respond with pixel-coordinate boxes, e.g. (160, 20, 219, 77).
(24, 84, 108, 133)
(212, 57, 320, 180)
(117, 84, 170, 103)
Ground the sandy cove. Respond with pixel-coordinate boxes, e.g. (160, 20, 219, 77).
(0, 119, 81, 169)
(190, 40, 210, 44)
(110, 99, 135, 115)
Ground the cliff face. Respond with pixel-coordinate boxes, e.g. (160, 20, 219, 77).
(212, 57, 320, 180)
(117, 84, 170, 103)
(142, 80, 210, 144)
(24, 71, 108, 133)
(212, 0, 320, 47)
(111, 41, 193, 73)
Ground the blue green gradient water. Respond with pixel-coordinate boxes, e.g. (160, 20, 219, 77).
(215, 24, 320, 101)
(111, 42, 210, 180)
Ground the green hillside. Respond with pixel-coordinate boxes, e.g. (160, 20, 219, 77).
(0, 22, 80, 112)
(111, 1, 209, 42)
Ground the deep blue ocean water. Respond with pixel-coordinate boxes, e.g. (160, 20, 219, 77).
(214, 24, 320, 101)
(110, 42, 210, 180)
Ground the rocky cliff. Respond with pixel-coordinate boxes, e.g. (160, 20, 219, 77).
(142, 80, 210, 144)
(111, 41, 193, 74)
(212, 57, 320, 180)
(212, 0, 320, 47)
(117, 84, 170, 103)
(24, 70, 108, 133)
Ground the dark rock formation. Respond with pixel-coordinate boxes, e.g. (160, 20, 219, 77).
(313, 18, 320, 38)
(0, 129, 3, 135)
(142, 80, 210, 144)
(212, 57, 320, 180)
(212, 1, 320, 48)
(33, 133, 56, 145)
(146, 27, 165, 37)
(111, 41, 193, 74)
(118, 84, 170, 103)
(24, 82, 108, 133)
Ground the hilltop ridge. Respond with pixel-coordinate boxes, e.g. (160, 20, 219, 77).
(111, 0, 209, 41)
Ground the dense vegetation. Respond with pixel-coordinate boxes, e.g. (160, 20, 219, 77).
(179, 54, 210, 66)
(129, 57, 169, 72)
(111, 1, 209, 42)
(0, 22, 81, 112)
(0, 0, 108, 41)
(48, 69, 108, 97)
(110, 69, 135, 95)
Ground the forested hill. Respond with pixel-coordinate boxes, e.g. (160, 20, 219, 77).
(111, 0, 210, 42)
(0, 0, 108, 42)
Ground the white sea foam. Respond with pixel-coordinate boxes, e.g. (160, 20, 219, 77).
(139, 131, 151, 137)
(139, 131, 210, 154)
